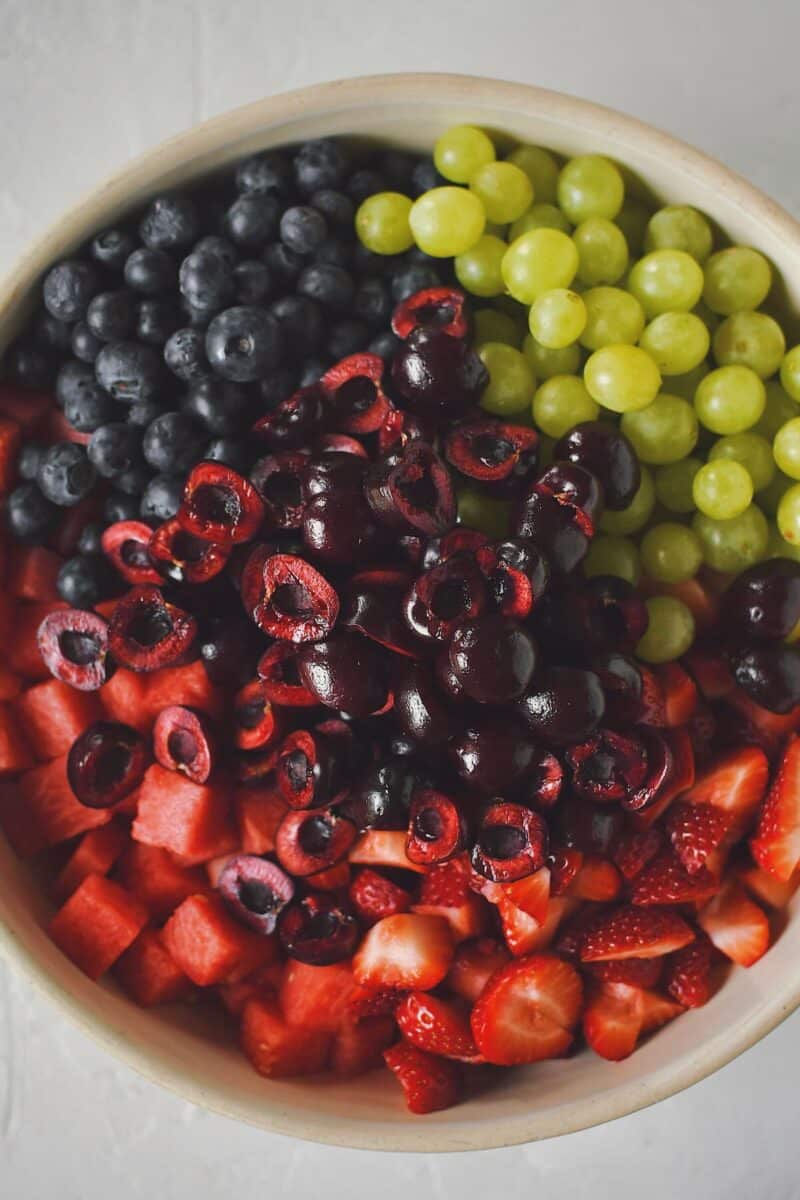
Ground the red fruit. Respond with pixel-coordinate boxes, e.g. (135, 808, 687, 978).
(0, 703, 34, 773)
(383, 1041, 462, 1115)
(0, 666, 22, 702)
(15, 679, 102, 762)
(446, 937, 511, 1003)
(37, 608, 110, 690)
(254, 553, 339, 642)
(241, 997, 332, 1078)
(403, 552, 487, 643)
(275, 808, 357, 877)
(235, 784, 287, 855)
(11, 545, 62, 603)
(1, 756, 111, 856)
(549, 847, 584, 895)
(503, 865, 552, 922)
(630, 849, 720, 906)
(178, 462, 264, 544)
(148, 519, 229, 585)
(653, 661, 698, 727)
(163, 893, 274, 985)
(153, 705, 215, 784)
(108, 586, 197, 672)
(306, 860, 352, 891)
(115, 929, 194, 1007)
(583, 982, 643, 1061)
(567, 855, 623, 902)
(67, 721, 149, 808)
(250, 451, 308, 529)
(0, 414, 21, 493)
(100, 668, 149, 733)
(470, 955, 583, 1066)
(629, 726, 696, 828)
(580, 905, 695, 961)
(666, 802, 732, 875)
(365, 442, 456, 537)
(471, 802, 548, 883)
(277, 891, 359, 965)
(279, 959, 356, 1033)
(349, 829, 427, 874)
(566, 729, 648, 804)
(218, 854, 294, 935)
(406, 789, 466, 866)
(353, 912, 454, 991)
(663, 932, 715, 1008)
(142, 660, 224, 726)
(331, 1016, 396, 1078)
(497, 896, 547, 958)
(723, 688, 800, 755)
(132, 763, 236, 866)
(683, 648, 735, 700)
(115, 842, 212, 920)
(341, 576, 422, 657)
(256, 642, 317, 707)
(320, 353, 391, 434)
(0, 385, 51, 435)
(52, 824, 129, 903)
(414, 857, 489, 942)
(444, 420, 538, 492)
(586, 957, 663, 989)
(750, 735, 800, 882)
(396, 990, 479, 1061)
(698, 881, 770, 967)
(349, 868, 411, 925)
(233, 680, 279, 752)
(475, 537, 549, 621)
(682, 745, 769, 840)
(101, 521, 162, 585)
(739, 862, 800, 909)
(275, 726, 349, 810)
(48, 873, 148, 979)
(392, 286, 468, 341)
(346, 984, 404, 1021)
(315, 433, 368, 458)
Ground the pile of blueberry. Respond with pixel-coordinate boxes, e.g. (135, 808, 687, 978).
(3, 139, 447, 607)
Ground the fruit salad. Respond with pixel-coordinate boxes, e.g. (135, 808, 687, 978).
(0, 123, 799, 1116)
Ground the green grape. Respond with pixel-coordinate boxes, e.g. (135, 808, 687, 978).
(694, 365, 766, 434)
(409, 187, 486, 257)
(655, 457, 703, 513)
(708, 432, 775, 491)
(584, 344, 661, 413)
(523, 334, 582, 379)
(615, 199, 651, 256)
(692, 459, 753, 519)
(620, 393, 698, 464)
(580, 287, 646, 350)
(600, 466, 656, 534)
(667, 362, 710, 401)
(584, 534, 640, 584)
(501, 229, 579, 304)
(532, 374, 600, 437)
(753, 381, 798, 439)
(469, 161, 533, 224)
(434, 125, 495, 183)
(479, 342, 536, 415)
(473, 307, 524, 348)
(506, 145, 560, 202)
(692, 504, 769, 571)
(355, 192, 414, 254)
(759, 470, 793, 517)
(693, 300, 720, 335)
(773, 417, 800, 480)
(777, 483, 800, 546)
(457, 488, 511, 538)
(510, 203, 571, 241)
(636, 596, 696, 663)
(454, 234, 507, 297)
(528, 289, 587, 350)
(767, 524, 800, 562)
(572, 217, 629, 286)
(627, 250, 705, 318)
(639, 312, 710, 376)
(712, 311, 786, 379)
(644, 205, 714, 263)
(702, 247, 772, 315)
(640, 522, 703, 583)
(780, 346, 800, 402)
(557, 155, 625, 223)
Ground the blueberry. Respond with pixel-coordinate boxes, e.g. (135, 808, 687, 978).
(353, 277, 391, 328)
(260, 366, 298, 410)
(262, 242, 304, 287)
(116, 461, 154, 495)
(71, 322, 103, 363)
(91, 228, 137, 270)
(298, 358, 329, 386)
(163, 327, 210, 383)
(37, 443, 96, 506)
(86, 290, 137, 341)
(181, 299, 214, 329)
(142, 411, 206, 473)
(6, 340, 57, 389)
(63, 384, 118, 434)
(179, 249, 235, 312)
(205, 305, 282, 382)
(390, 263, 441, 303)
(352, 241, 394, 278)
(104, 490, 140, 524)
(223, 193, 280, 249)
(293, 139, 347, 195)
(17, 443, 46, 481)
(204, 437, 250, 472)
(42, 259, 99, 322)
(367, 330, 401, 361)
(233, 259, 274, 304)
(346, 168, 386, 203)
(136, 298, 182, 345)
(57, 360, 103, 409)
(310, 189, 354, 229)
(124, 247, 176, 295)
(33, 310, 73, 353)
(279, 206, 327, 255)
(236, 151, 293, 197)
(378, 150, 416, 190)
(140, 474, 184, 522)
(57, 554, 116, 608)
(182, 377, 251, 435)
(88, 422, 144, 479)
(411, 160, 444, 197)
(95, 340, 163, 403)
(314, 238, 352, 269)
(139, 194, 199, 250)
(6, 483, 57, 543)
(297, 263, 354, 312)
(126, 401, 164, 430)
(326, 319, 369, 358)
(77, 522, 104, 555)
(193, 234, 238, 268)
(267, 295, 324, 361)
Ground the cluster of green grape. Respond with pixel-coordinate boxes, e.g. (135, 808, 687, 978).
(355, 124, 800, 660)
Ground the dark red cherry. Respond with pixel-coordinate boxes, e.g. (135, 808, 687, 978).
(723, 560, 800, 641)
(391, 329, 488, 418)
(37, 608, 111, 691)
(402, 552, 487, 642)
(553, 422, 640, 511)
(67, 720, 148, 808)
(364, 442, 456, 537)
(591, 651, 652, 726)
(178, 462, 265, 544)
(515, 666, 606, 746)
(391, 286, 469, 341)
(536, 460, 604, 520)
(475, 537, 550, 620)
(320, 353, 391, 433)
(277, 891, 359, 964)
(233, 679, 280, 751)
(153, 705, 215, 784)
(513, 486, 594, 574)
(238, 541, 276, 619)
(252, 385, 326, 450)
(728, 642, 800, 714)
(339, 758, 426, 831)
(437, 528, 491, 560)
(555, 792, 626, 853)
(250, 451, 309, 529)
(296, 632, 391, 717)
(449, 614, 537, 704)
(254, 553, 339, 641)
(444, 420, 538, 496)
(406, 789, 467, 866)
(449, 719, 538, 794)
(257, 642, 318, 707)
(302, 489, 385, 565)
(434, 647, 468, 700)
(276, 727, 349, 810)
(302, 451, 366, 500)
(620, 729, 675, 814)
(315, 432, 369, 458)
(563, 575, 649, 651)
(275, 809, 357, 877)
(565, 728, 648, 803)
(218, 855, 294, 935)
(101, 520, 161, 585)
(471, 802, 548, 883)
(108, 585, 197, 671)
(341, 577, 421, 657)
(393, 660, 455, 746)
(148, 519, 230, 584)
(516, 747, 563, 810)
(200, 613, 262, 689)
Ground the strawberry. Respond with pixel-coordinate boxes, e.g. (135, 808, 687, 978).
(348, 829, 426, 873)
(579, 905, 695, 961)
(681, 745, 769, 840)
(413, 856, 489, 943)
(654, 661, 698, 727)
(383, 1042, 462, 1114)
(346, 984, 404, 1020)
(331, 1016, 396, 1078)
(585, 957, 663, 989)
(396, 991, 480, 1061)
(612, 827, 664, 881)
(549, 847, 584, 895)
(629, 849, 720, 906)
(739, 862, 800, 909)
(663, 933, 715, 1008)
(665, 802, 731, 875)
(724, 688, 800, 755)
(353, 913, 454, 991)
(639, 987, 684, 1032)
(583, 981, 683, 1061)
(566, 855, 622, 901)
(682, 648, 735, 701)
(349, 868, 411, 925)
(750, 735, 800, 882)
(497, 895, 545, 958)
(446, 937, 511, 1004)
(698, 881, 770, 967)
(502, 865, 551, 921)
(470, 955, 583, 1066)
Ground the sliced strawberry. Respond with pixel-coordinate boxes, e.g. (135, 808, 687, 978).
(497, 895, 545, 958)
(665, 802, 732, 875)
(583, 981, 643, 1060)
(654, 662, 698, 727)
(639, 986, 684, 1032)
(348, 829, 426, 873)
(502, 866, 551, 921)
(348, 868, 411, 926)
(524, 896, 579, 952)
(396, 991, 480, 1061)
(566, 855, 622, 901)
(353, 913, 454, 991)
(698, 881, 770, 967)
(346, 984, 404, 1020)
(612, 827, 664, 881)
(549, 847, 584, 895)
(739, 862, 800, 909)
(750, 735, 800, 882)
(663, 932, 715, 1008)
(724, 689, 800, 756)
(630, 849, 720, 907)
(471, 955, 583, 1066)
(585, 957, 663, 989)
(681, 745, 769, 840)
(445, 937, 511, 1004)
(383, 1042, 462, 1115)
(413, 856, 488, 942)
(579, 905, 695, 961)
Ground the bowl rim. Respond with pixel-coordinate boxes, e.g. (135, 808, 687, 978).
(1, 71, 800, 1153)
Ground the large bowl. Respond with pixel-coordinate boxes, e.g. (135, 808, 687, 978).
(1, 73, 799, 1153)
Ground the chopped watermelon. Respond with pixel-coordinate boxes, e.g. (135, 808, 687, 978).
(162, 894, 276, 986)
(1, 756, 111, 856)
(240, 996, 332, 1078)
(48, 873, 148, 979)
(131, 763, 237, 866)
(52, 824, 129, 902)
(15, 679, 102, 761)
(234, 784, 287, 854)
(0, 702, 34, 773)
(115, 842, 212, 920)
(10, 546, 62, 603)
(115, 929, 194, 1006)
(279, 959, 355, 1032)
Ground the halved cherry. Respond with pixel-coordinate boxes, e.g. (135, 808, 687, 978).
(377, 407, 407, 455)
(276, 727, 349, 810)
(238, 541, 275, 618)
(275, 808, 357, 877)
(622, 730, 674, 814)
(320, 353, 391, 434)
(402, 552, 487, 642)
(235, 748, 278, 784)
(513, 486, 594, 575)
(67, 720, 148, 808)
(315, 432, 369, 458)
(257, 642, 317, 707)
(101, 520, 162, 585)
(107, 585, 197, 671)
(518, 747, 564, 810)
(234, 679, 280, 751)
(37, 609, 110, 691)
(218, 855, 294, 935)
(438, 528, 490, 560)
(444, 420, 538, 494)
(341, 576, 422, 657)
(365, 442, 456, 537)
(563, 576, 649, 652)
(471, 802, 548, 883)
(254, 553, 339, 642)
(148, 519, 230, 584)
(178, 462, 265, 545)
(252, 385, 326, 449)
(476, 537, 550, 620)
(536, 461, 605, 521)
(391, 286, 468, 341)
(153, 705, 215, 783)
(406, 789, 467, 866)
(278, 891, 359, 964)
(250, 451, 309, 529)
(566, 729, 649, 803)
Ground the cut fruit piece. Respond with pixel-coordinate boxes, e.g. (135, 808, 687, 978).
(663, 932, 716, 1008)
(115, 842, 212, 919)
(52, 824, 128, 903)
(115, 929, 194, 1006)
(163, 893, 275, 986)
(579, 905, 695, 961)
(698, 881, 770, 967)
(3, 756, 111, 856)
(100, 668, 150, 733)
(142, 661, 225, 725)
(681, 745, 769, 840)
(629, 850, 720, 906)
(218, 963, 285, 1017)
(413, 856, 489, 942)
(653, 662, 698, 727)
(348, 829, 427, 873)
(750, 735, 800, 882)
(471, 955, 583, 1066)
(383, 1041, 462, 1115)
(353, 912, 454, 992)
(0, 414, 21, 493)
(10, 602, 69, 681)
(496, 896, 545, 958)
(48, 873, 147, 979)
(349, 868, 412, 925)
(583, 981, 683, 1061)
(665, 801, 732, 875)
(279, 960, 355, 1033)
(682, 649, 735, 700)
(612, 827, 664, 881)
(15, 679, 103, 761)
(446, 937, 511, 1004)
(241, 997, 332, 1078)
(585, 957, 663, 989)
(396, 991, 479, 1061)
(724, 689, 800, 756)
(11, 545, 62, 603)
(132, 763, 236, 865)
(739, 862, 800, 909)
(503, 866, 551, 921)
(331, 1016, 396, 1078)
(0, 702, 34, 773)
(566, 856, 622, 901)
(234, 784, 288, 855)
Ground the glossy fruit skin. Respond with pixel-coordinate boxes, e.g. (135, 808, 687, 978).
(340, 575, 421, 658)
(340, 758, 427, 831)
(515, 666, 606, 746)
(391, 286, 468, 341)
(277, 892, 359, 965)
(449, 614, 537, 704)
(107, 585, 197, 671)
(403, 552, 487, 643)
(253, 385, 326, 451)
(391, 329, 489, 418)
(153, 705, 215, 783)
(148, 520, 229, 585)
(471, 802, 548, 882)
(297, 633, 390, 716)
(218, 855, 294, 935)
(320, 353, 390, 434)
(513, 487, 594, 574)
(276, 727, 350, 810)
(393, 660, 455, 746)
(729, 643, 800, 714)
(723, 559, 800, 641)
(449, 719, 538, 794)
(444, 420, 538, 497)
(303, 489, 385, 565)
(536, 460, 604, 521)
(275, 809, 358, 878)
(101, 520, 162, 585)
(406, 790, 468, 866)
(566, 729, 648, 803)
(561, 575, 650, 652)
(554, 421, 641, 510)
(67, 721, 149, 808)
(365, 442, 456, 537)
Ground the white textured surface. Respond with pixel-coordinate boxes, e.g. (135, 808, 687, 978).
(1, 1, 799, 1195)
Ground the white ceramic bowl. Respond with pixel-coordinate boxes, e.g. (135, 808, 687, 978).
(1, 73, 799, 1153)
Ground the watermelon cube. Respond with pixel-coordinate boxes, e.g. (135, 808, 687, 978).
(52, 824, 129, 903)
(142, 662, 224, 725)
(241, 997, 332, 1078)
(49, 873, 148, 979)
(15, 679, 103, 761)
(100, 669, 150, 733)
(11, 546, 62, 603)
(0, 666, 23, 701)
(115, 842, 212, 920)
(218, 963, 285, 1017)
(162, 894, 275, 986)
(1, 756, 111, 856)
(330, 1016, 396, 1077)
(235, 785, 287, 854)
(0, 702, 34, 773)
(9, 602, 68, 680)
(279, 960, 355, 1033)
(115, 929, 194, 1006)
(0, 415, 21, 494)
(132, 764, 237, 865)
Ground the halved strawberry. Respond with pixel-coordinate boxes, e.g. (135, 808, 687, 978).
(445, 938, 511, 1004)
(353, 913, 454, 991)
(396, 991, 480, 1061)
(682, 648, 735, 700)
(585, 957, 663, 989)
(739, 862, 800, 909)
(349, 868, 411, 926)
(497, 895, 545, 958)
(413, 856, 488, 943)
(583, 981, 683, 1061)
(665, 802, 732, 875)
(698, 881, 770, 967)
(566, 855, 622, 901)
(470, 955, 583, 1066)
(502, 865, 551, 921)
(579, 905, 695, 961)
(383, 1042, 462, 1115)
(654, 662, 698, 727)
(681, 745, 769, 840)
(629, 850, 720, 907)
(750, 735, 800, 882)
(348, 829, 426, 873)
(724, 689, 800, 756)
(663, 932, 715, 1008)
(612, 827, 664, 881)
(346, 984, 404, 1020)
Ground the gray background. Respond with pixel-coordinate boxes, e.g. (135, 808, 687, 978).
(1, 1, 799, 1196)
